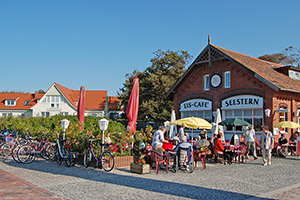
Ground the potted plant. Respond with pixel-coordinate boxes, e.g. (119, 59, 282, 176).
(130, 156, 150, 174)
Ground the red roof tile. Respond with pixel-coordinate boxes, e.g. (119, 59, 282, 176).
(0, 93, 37, 110)
(211, 44, 300, 92)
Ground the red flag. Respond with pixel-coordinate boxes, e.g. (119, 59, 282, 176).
(126, 76, 139, 133)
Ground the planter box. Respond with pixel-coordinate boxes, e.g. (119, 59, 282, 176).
(77, 154, 139, 168)
(130, 163, 150, 174)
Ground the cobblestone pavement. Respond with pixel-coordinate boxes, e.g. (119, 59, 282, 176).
(1, 156, 300, 200)
(0, 168, 66, 200)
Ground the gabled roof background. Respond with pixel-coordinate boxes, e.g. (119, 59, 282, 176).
(0, 93, 39, 110)
(164, 44, 300, 100)
(210, 44, 300, 93)
(55, 82, 108, 111)
(0, 83, 121, 112)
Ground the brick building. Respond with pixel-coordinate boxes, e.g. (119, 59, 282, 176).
(164, 41, 300, 140)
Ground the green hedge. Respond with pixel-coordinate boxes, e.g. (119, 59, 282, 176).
(0, 116, 153, 157)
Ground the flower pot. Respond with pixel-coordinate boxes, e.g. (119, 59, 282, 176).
(130, 163, 150, 174)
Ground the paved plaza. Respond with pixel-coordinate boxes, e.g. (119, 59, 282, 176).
(1, 156, 300, 200)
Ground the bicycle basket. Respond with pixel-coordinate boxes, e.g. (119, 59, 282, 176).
(5, 136, 14, 144)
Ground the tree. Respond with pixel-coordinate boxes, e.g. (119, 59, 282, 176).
(118, 50, 192, 121)
(258, 46, 300, 67)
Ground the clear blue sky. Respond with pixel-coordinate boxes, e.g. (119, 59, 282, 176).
(1, 1, 299, 96)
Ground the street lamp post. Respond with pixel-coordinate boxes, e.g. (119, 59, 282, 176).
(61, 119, 70, 140)
(98, 118, 109, 153)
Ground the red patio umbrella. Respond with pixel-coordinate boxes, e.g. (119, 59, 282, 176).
(77, 86, 86, 128)
(126, 76, 139, 133)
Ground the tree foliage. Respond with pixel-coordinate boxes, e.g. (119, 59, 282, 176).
(258, 46, 300, 67)
(118, 49, 192, 121)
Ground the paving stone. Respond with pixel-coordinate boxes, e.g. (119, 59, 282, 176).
(1, 156, 300, 199)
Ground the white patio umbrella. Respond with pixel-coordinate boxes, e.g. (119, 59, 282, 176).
(213, 109, 224, 141)
(169, 110, 177, 138)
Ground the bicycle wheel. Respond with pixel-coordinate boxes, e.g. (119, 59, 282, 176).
(12, 145, 21, 163)
(100, 151, 115, 172)
(2, 144, 13, 156)
(43, 144, 55, 160)
(83, 150, 91, 168)
(17, 146, 36, 164)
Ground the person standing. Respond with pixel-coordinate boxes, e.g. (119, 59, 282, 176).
(151, 126, 167, 154)
(245, 126, 258, 160)
(179, 126, 185, 137)
(261, 125, 274, 166)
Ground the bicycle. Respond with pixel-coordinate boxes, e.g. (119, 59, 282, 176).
(83, 138, 115, 172)
(17, 133, 55, 164)
(54, 132, 73, 167)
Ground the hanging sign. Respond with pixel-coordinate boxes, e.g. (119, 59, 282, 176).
(221, 95, 263, 109)
(180, 99, 212, 111)
(275, 109, 289, 113)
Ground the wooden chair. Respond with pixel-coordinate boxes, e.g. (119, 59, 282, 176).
(194, 148, 208, 170)
(149, 150, 169, 174)
(235, 145, 247, 164)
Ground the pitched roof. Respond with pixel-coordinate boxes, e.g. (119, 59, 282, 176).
(108, 96, 122, 111)
(54, 82, 108, 111)
(164, 44, 300, 100)
(210, 44, 300, 92)
(0, 93, 39, 110)
(0, 83, 121, 112)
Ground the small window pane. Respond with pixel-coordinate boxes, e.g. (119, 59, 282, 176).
(244, 110, 252, 117)
(254, 109, 263, 116)
(234, 110, 242, 117)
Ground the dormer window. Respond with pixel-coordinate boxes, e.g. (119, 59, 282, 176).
(5, 100, 16, 106)
(24, 100, 30, 106)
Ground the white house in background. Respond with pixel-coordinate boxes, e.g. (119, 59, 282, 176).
(0, 82, 124, 118)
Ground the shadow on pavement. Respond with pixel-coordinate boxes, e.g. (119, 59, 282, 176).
(1, 158, 274, 200)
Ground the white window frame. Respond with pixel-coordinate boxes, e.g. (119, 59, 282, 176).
(224, 71, 231, 88)
(5, 100, 16, 106)
(204, 74, 210, 91)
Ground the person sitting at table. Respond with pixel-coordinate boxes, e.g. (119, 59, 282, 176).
(230, 133, 239, 145)
(277, 133, 289, 154)
(162, 135, 174, 152)
(290, 132, 299, 142)
(174, 136, 192, 171)
(239, 133, 245, 145)
(194, 134, 210, 149)
(185, 132, 191, 141)
(171, 133, 180, 146)
(210, 133, 218, 146)
(214, 133, 233, 164)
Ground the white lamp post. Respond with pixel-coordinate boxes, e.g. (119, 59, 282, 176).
(99, 118, 109, 152)
(61, 119, 70, 140)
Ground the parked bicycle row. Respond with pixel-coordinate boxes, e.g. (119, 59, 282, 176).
(0, 128, 115, 172)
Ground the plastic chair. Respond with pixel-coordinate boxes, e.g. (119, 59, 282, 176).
(213, 147, 224, 164)
(149, 150, 169, 174)
(236, 145, 247, 164)
(194, 148, 208, 170)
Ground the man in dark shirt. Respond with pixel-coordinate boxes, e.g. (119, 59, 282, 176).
(278, 133, 289, 154)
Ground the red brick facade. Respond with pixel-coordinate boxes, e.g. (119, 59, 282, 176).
(165, 44, 300, 141)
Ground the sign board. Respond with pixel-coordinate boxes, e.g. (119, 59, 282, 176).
(221, 95, 263, 109)
(275, 109, 289, 113)
(180, 99, 212, 111)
